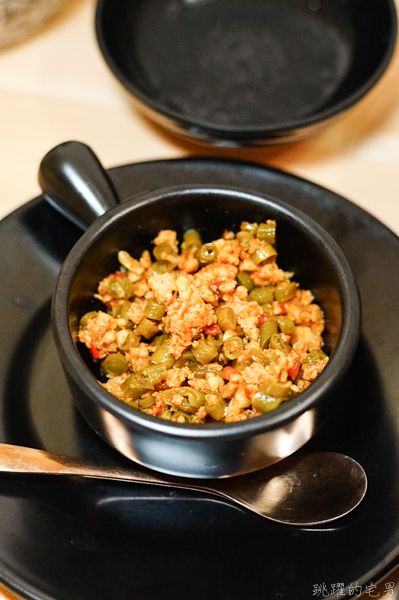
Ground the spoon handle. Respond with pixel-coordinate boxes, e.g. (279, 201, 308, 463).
(38, 141, 120, 230)
(0, 443, 175, 486)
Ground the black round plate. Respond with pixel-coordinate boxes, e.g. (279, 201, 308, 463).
(0, 157, 398, 600)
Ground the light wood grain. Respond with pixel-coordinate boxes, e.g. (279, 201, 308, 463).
(0, 0, 398, 598)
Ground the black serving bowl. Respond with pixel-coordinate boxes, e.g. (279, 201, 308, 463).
(95, 0, 397, 147)
(45, 142, 361, 478)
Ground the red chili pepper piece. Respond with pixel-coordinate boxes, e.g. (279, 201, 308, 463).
(258, 313, 269, 325)
(90, 343, 100, 360)
(224, 366, 240, 380)
(211, 279, 224, 286)
(279, 302, 287, 314)
(204, 323, 222, 335)
(110, 272, 125, 279)
(287, 354, 300, 380)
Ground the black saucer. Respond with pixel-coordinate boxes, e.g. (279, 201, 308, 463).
(0, 157, 398, 600)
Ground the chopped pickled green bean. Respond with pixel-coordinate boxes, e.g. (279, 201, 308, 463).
(269, 334, 291, 354)
(144, 299, 165, 320)
(118, 250, 144, 274)
(152, 261, 176, 273)
(135, 317, 159, 339)
(118, 330, 140, 351)
(138, 396, 156, 409)
(236, 271, 254, 291)
(277, 316, 296, 335)
(215, 306, 237, 331)
(252, 392, 282, 413)
(252, 243, 278, 265)
(196, 243, 217, 264)
(191, 339, 218, 364)
(256, 222, 276, 245)
(259, 379, 292, 398)
(182, 230, 202, 254)
(114, 301, 131, 320)
(274, 281, 297, 302)
(153, 333, 169, 346)
(80, 311, 98, 327)
(240, 221, 258, 233)
(101, 353, 129, 376)
(223, 336, 243, 360)
(153, 243, 176, 263)
(303, 349, 327, 365)
(205, 394, 226, 420)
(249, 286, 274, 305)
(109, 277, 135, 299)
(151, 341, 175, 367)
(236, 231, 254, 249)
(259, 317, 278, 349)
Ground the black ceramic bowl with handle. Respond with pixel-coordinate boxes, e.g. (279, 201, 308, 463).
(43, 142, 361, 478)
(95, 0, 397, 147)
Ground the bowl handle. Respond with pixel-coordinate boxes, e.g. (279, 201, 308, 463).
(38, 141, 120, 231)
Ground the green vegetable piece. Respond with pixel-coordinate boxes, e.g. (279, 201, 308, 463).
(138, 396, 156, 409)
(190, 363, 222, 378)
(151, 341, 175, 367)
(236, 271, 254, 291)
(153, 333, 169, 347)
(274, 281, 297, 302)
(118, 250, 144, 274)
(276, 315, 296, 335)
(303, 349, 327, 365)
(216, 306, 237, 331)
(101, 353, 129, 376)
(182, 230, 202, 254)
(109, 276, 135, 299)
(120, 374, 146, 399)
(121, 363, 169, 398)
(162, 387, 206, 414)
(240, 221, 258, 233)
(144, 299, 165, 320)
(79, 311, 98, 327)
(196, 242, 217, 264)
(171, 411, 192, 423)
(135, 317, 159, 339)
(114, 301, 131, 320)
(259, 379, 292, 398)
(236, 231, 254, 250)
(191, 339, 218, 364)
(249, 286, 274, 305)
(252, 243, 278, 265)
(205, 394, 227, 421)
(153, 243, 176, 263)
(269, 334, 291, 354)
(118, 330, 140, 351)
(152, 261, 175, 273)
(259, 317, 278, 349)
(256, 222, 276, 245)
(223, 336, 243, 360)
(252, 392, 282, 413)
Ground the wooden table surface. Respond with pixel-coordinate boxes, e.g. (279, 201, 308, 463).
(0, 0, 398, 598)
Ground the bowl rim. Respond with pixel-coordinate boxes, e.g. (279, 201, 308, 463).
(52, 185, 361, 440)
(94, 0, 398, 141)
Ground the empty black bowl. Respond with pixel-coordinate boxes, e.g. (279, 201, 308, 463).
(95, 0, 397, 146)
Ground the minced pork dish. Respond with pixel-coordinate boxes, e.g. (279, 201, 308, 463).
(78, 220, 328, 424)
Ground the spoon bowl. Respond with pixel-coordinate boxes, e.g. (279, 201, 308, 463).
(0, 443, 367, 526)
